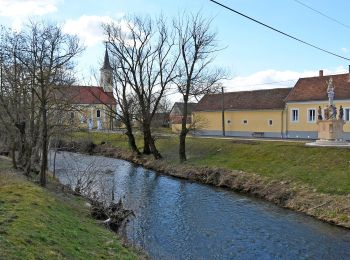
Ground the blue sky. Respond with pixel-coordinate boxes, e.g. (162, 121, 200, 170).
(1, 0, 350, 98)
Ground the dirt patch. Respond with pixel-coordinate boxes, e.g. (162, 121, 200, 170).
(231, 140, 259, 145)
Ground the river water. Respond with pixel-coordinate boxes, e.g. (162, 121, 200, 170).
(49, 151, 350, 260)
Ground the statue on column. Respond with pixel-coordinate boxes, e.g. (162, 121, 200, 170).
(324, 105, 330, 120)
(339, 105, 344, 120)
(317, 106, 323, 120)
(306, 77, 348, 147)
(332, 105, 337, 119)
(327, 77, 335, 106)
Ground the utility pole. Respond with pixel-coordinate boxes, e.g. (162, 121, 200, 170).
(222, 86, 225, 136)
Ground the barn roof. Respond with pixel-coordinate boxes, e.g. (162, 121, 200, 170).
(195, 88, 292, 111)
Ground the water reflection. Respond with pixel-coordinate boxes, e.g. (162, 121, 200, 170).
(49, 151, 350, 260)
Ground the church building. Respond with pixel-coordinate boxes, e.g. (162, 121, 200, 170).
(58, 48, 116, 130)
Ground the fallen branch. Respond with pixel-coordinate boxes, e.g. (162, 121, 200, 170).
(308, 200, 332, 211)
(91, 199, 134, 233)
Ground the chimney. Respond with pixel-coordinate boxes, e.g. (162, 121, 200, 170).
(319, 70, 323, 77)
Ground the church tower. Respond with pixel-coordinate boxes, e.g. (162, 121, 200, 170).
(100, 46, 113, 92)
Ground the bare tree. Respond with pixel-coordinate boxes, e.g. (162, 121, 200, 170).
(51, 151, 134, 233)
(112, 64, 141, 154)
(14, 21, 83, 186)
(57, 152, 103, 196)
(0, 27, 32, 170)
(173, 13, 226, 162)
(104, 15, 179, 159)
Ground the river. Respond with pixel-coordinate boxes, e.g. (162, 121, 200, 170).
(49, 151, 350, 260)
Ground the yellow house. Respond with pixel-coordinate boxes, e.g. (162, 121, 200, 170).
(284, 70, 350, 140)
(194, 70, 350, 140)
(193, 88, 291, 138)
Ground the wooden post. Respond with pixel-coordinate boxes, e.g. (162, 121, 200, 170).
(222, 86, 225, 136)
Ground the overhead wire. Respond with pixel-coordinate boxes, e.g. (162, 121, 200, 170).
(292, 0, 350, 29)
(208, 0, 350, 61)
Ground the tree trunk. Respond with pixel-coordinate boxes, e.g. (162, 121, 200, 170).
(40, 103, 48, 187)
(19, 134, 26, 169)
(142, 122, 152, 154)
(25, 86, 35, 176)
(11, 141, 17, 169)
(53, 148, 57, 178)
(179, 130, 187, 162)
(143, 123, 162, 159)
(142, 127, 151, 155)
(179, 99, 189, 162)
(125, 122, 140, 155)
(24, 145, 32, 176)
(16, 122, 26, 169)
(149, 135, 162, 159)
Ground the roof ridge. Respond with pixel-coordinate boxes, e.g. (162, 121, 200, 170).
(298, 72, 348, 80)
(211, 87, 293, 95)
(285, 72, 350, 102)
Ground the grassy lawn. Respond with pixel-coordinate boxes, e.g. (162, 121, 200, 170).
(70, 131, 350, 195)
(0, 158, 139, 260)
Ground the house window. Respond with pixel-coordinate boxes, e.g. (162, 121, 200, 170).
(307, 109, 316, 123)
(268, 119, 273, 126)
(96, 109, 101, 118)
(345, 108, 350, 122)
(243, 120, 248, 124)
(291, 109, 299, 122)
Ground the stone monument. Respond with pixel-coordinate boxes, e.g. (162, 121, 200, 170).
(306, 77, 350, 147)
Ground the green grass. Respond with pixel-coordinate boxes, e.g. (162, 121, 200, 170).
(0, 161, 139, 260)
(70, 131, 350, 195)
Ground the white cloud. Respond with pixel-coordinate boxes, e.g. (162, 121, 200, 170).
(0, 0, 59, 17)
(63, 15, 126, 47)
(0, 0, 61, 30)
(223, 67, 348, 92)
(341, 47, 349, 53)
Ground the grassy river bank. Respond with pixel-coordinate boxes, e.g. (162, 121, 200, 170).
(0, 157, 141, 260)
(65, 131, 350, 228)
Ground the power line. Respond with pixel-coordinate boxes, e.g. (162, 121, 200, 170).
(208, 0, 350, 61)
(292, 0, 350, 29)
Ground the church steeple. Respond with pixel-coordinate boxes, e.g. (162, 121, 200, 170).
(101, 47, 113, 71)
(100, 44, 113, 92)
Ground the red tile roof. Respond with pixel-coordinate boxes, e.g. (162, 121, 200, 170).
(56, 86, 116, 105)
(194, 88, 292, 111)
(285, 73, 350, 102)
